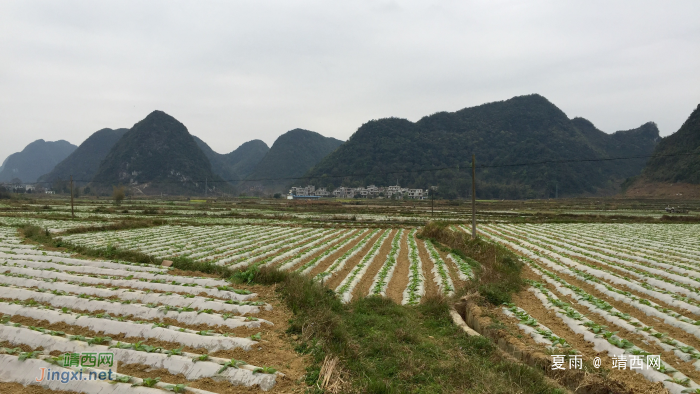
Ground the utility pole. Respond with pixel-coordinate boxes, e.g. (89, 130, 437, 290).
(471, 154, 476, 239)
(431, 188, 434, 216)
(70, 175, 74, 218)
(205, 177, 207, 198)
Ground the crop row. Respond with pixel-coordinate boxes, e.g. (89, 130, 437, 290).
(480, 224, 700, 392)
(0, 228, 285, 392)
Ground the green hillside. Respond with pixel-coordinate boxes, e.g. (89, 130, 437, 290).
(242, 129, 343, 193)
(0, 140, 77, 183)
(224, 140, 271, 180)
(91, 111, 226, 195)
(639, 104, 700, 184)
(38, 128, 127, 186)
(194, 137, 269, 181)
(303, 94, 659, 199)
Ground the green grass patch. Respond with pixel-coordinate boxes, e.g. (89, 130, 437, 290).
(20, 224, 561, 393)
(419, 221, 524, 305)
(250, 266, 562, 394)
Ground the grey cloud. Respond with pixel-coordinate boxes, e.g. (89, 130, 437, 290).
(0, 0, 698, 161)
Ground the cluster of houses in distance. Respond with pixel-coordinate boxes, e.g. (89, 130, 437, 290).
(0, 182, 54, 194)
(288, 185, 432, 200)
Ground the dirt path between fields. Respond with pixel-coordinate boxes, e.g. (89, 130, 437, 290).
(520, 265, 700, 383)
(0, 280, 310, 394)
(437, 248, 465, 289)
(284, 229, 360, 272)
(490, 226, 697, 319)
(521, 259, 700, 352)
(245, 230, 331, 267)
(351, 229, 397, 299)
(416, 238, 439, 298)
(509, 279, 669, 394)
(386, 230, 411, 304)
(307, 230, 371, 278)
(323, 230, 386, 290)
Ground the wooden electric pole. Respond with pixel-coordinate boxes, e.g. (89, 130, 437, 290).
(471, 155, 476, 239)
(70, 175, 75, 218)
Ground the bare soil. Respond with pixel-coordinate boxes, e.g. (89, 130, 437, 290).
(283, 229, 360, 272)
(350, 229, 396, 298)
(625, 181, 700, 199)
(386, 230, 410, 304)
(508, 283, 669, 394)
(520, 265, 700, 382)
(1, 280, 311, 394)
(436, 247, 466, 287)
(415, 238, 439, 298)
(323, 230, 384, 290)
(307, 229, 370, 278)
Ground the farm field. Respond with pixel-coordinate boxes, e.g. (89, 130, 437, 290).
(0, 226, 307, 393)
(3, 195, 698, 228)
(1, 195, 700, 393)
(470, 223, 700, 394)
(59, 224, 475, 305)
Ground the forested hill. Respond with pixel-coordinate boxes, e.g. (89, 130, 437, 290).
(0, 139, 77, 183)
(91, 111, 227, 195)
(242, 129, 343, 192)
(38, 128, 128, 185)
(637, 104, 700, 184)
(194, 137, 269, 181)
(303, 94, 659, 199)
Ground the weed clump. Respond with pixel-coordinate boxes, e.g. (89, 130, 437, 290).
(420, 221, 524, 305)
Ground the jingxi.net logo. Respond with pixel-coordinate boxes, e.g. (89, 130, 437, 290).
(35, 368, 116, 383)
(35, 352, 118, 383)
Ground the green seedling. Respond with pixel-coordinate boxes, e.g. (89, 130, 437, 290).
(192, 354, 210, 362)
(252, 366, 277, 374)
(137, 377, 161, 387)
(218, 359, 247, 373)
(665, 377, 690, 387)
(133, 341, 161, 353)
(165, 347, 184, 357)
(18, 351, 42, 361)
(87, 336, 112, 345)
(164, 384, 188, 393)
(111, 375, 132, 384)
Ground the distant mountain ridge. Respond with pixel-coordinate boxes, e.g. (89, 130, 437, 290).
(194, 137, 269, 181)
(242, 129, 343, 192)
(303, 94, 659, 199)
(91, 111, 226, 195)
(623, 103, 700, 197)
(38, 128, 128, 185)
(0, 139, 77, 183)
(639, 104, 700, 184)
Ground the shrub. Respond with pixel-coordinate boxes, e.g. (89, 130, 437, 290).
(112, 185, 126, 206)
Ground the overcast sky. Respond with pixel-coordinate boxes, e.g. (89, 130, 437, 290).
(1, 0, 699, 162)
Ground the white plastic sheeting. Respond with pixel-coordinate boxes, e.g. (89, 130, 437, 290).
(0, 287, 270, 329)
(0, 325, 278, 390)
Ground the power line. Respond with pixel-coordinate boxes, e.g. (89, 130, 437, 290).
(15, 151, 696, 186)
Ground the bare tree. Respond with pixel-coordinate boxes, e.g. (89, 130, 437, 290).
(112, 185, 126, 206)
